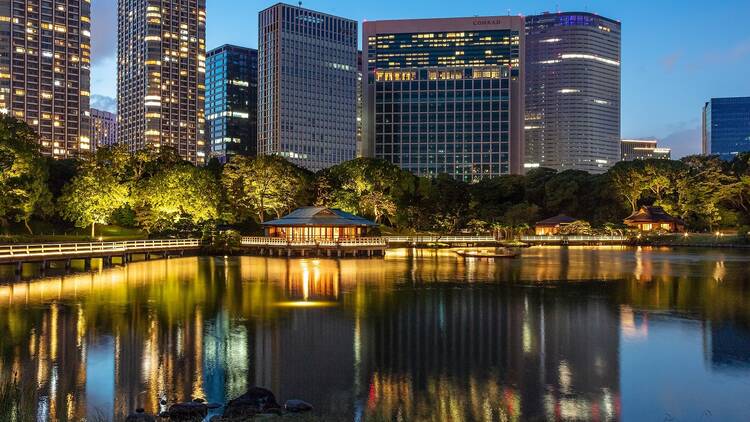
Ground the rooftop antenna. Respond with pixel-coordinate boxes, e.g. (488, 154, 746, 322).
(507, 8, 511, 16)
(298, 1, 302, 6)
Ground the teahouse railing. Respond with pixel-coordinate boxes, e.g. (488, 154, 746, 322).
(520, 235, 629, 242)
(384, 236, 498, 243)
(241, 237, 386, 247)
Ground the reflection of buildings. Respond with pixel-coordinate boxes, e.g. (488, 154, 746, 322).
(357, 286, 621, 420)
(21, 252, 750, 420)
(703, 320, 750, 371)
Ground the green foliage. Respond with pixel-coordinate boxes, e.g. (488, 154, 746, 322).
(0, 115, 52, 234)
(133, 164, 220, 234)
(317, 158, 412, 225)
(222, 155, 312, 223)
(58, 158, 129, 238)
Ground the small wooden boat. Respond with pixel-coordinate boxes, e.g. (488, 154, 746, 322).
(455, 249, 518, 259)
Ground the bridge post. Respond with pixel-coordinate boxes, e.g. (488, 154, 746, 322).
(65, 259, 72, 270)
(14, 261, 22, 275)
(83, 258, 91, 271)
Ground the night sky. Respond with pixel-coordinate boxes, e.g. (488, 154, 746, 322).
(90, 0, 750, 158)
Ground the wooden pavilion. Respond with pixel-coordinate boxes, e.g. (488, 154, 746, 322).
(624, 206, 685, 233)
(262, 207, 378, 241)
(534, 215, 578, 236)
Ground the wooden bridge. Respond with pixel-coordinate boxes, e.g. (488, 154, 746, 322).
(0, 239, 202, 273)
(383, 236, 499, 246)
(520, 235, 630, 245)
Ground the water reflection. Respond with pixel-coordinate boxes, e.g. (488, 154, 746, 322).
(0, 247, 748, 421)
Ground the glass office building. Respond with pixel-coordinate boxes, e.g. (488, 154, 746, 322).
(117, 0, 207, 165)
(0, 0, 91, 157)
(257, 3, 358, 171)
(363, 17, 526, 180)
(702, 97, 750, 159)
(525, 12, 621, 174)
(206, 45, 258, 162)
(621, 138, 671, 161)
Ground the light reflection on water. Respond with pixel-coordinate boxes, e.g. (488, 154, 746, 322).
(0, 247, 749, 421)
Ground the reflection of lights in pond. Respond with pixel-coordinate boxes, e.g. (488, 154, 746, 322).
(274, 301, 338, 308)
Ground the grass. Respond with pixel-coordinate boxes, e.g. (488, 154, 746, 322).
(0, 224, 147, 244)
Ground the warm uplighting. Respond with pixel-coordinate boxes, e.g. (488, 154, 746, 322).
(274, 301, 338, 308)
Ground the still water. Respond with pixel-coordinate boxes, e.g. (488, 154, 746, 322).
(1, 247, 749, 421)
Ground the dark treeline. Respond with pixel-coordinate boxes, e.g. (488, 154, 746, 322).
(2, 115, 749, 238)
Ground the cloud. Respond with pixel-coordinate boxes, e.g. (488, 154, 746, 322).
(91, 95, 117, 113)
(687, 39, 750, 71)
(661, 126, 702, 159)
(91, 1, 117, 65)
(660, 51, 682, 72)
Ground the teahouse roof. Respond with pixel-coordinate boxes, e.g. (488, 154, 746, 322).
(262, 207, 378, 227)
(536, 214, 578, 227)
(624, 206, 684, 224)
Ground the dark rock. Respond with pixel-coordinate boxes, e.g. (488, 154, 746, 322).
(164, 401, 209, 421)
(125, 409, 156, 422)
(223, 387, 280, 419)
(192, 398, 205, 403)
(284, 399, 313, 413)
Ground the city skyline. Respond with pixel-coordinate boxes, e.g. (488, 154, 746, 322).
(90, 0, 750, 159)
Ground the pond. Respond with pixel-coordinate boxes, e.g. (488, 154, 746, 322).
(0, 247, 749, 421)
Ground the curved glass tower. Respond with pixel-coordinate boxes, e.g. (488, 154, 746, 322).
(525, 12, 621, 174)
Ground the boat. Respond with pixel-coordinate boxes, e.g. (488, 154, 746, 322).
(455, 248, 518, 259)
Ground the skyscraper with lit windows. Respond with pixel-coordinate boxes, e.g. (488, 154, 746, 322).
(702, 97, 750, 159)
(258, 3, 358, 171)
(0, 0, 92, 157)
(363, 16, 526, 180)
(117, 0, 207, 165)
(525, 12, 621, 174)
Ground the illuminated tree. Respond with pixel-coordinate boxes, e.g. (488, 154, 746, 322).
(222, 155, 312, 223)
(319, 158, 412, 225)
(133, 164, 220, 234)
(0, 115, 52, 234)
(608, 161, 648, 212)
(59, 159, 129, 238)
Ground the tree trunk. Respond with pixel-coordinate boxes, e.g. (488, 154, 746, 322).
(24, 218, 33, 235)
(91, 222, 96, 239)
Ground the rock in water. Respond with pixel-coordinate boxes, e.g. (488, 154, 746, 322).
(285, 399, 313, 413)
(164, 401, 209, 421)
(223, 387, 280, 419)
(125, 408, 156, 422)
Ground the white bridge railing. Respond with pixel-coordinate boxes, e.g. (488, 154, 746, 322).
(0, 239, 202, 261)
(520, 235, 629, 242)
(241, 237, 387, 247)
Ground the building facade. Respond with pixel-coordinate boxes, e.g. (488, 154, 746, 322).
(117, 0, 207, 165)
(91, 108, 117, 148)
(258, 3, 358, 171)
(0, 0, 92, 157)
(702, 97, 750, 159)
(363, 17, 526, 180)
(621, 138, 671, 161)
(206, 44, 257, 162)
(525, 12, 621, 174)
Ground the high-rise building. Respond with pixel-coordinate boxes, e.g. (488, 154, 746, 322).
(525, 12, 621, 174)
(117, 0, 207, 165)
(205, 44, 257, 162)
(621, 138, 671, 161)
(0, 0, 92, 157)
(91, 109, 118, 148)
(702, 97, 750, 159)
(258, 3, 358, 171)
(356, 50, 364, 157)
(363, 17, 526, 180)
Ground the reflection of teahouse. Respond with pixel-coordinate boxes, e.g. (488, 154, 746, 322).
(624, 206, 685, 232)
(263, 207, 378, 241)
(535, 215, 577, 235)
